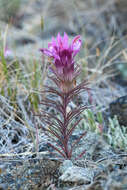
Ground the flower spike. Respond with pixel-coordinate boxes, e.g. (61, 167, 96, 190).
(40, 33, 82, 93)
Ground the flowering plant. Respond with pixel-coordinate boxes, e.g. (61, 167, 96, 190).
(39, 33, 89, 159)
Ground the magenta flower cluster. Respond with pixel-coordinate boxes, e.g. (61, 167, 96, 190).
(40, 33, 81, 84)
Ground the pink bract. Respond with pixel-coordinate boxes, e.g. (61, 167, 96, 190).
(4, 46, 12, 58)
(40, 33, 82, 82)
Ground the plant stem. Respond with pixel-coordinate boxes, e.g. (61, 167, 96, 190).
(62, 94, 70, 158)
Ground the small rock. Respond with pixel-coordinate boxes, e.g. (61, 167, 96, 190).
(109, 95, 127, 126)
(59, 165, 93, 185)
(59, 160, 74, 174)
